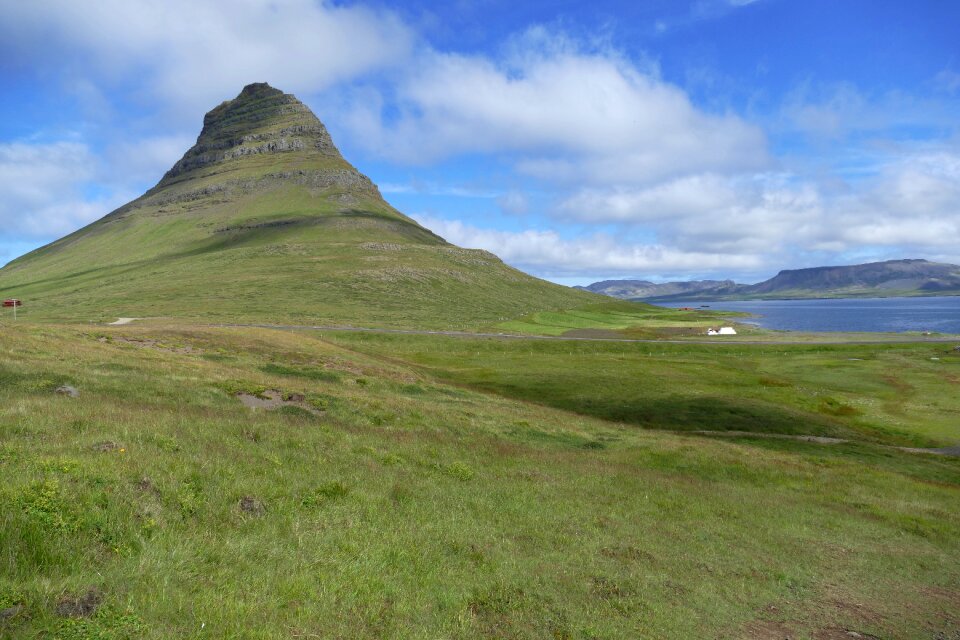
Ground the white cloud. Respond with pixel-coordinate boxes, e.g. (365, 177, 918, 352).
(343, 30, 768, 182)
(0, 0, 414, 119)
(782, 83, 866, 139)
(497, 191, 529, 215)
(546, 146, 960, 270)
(557, 174, 741, 222)
(934, 69, 960, 94)
(780, 81, 959, 141)
(829, 151, 960, 251)
(415, 214, 763, 277)
(380, 182, 499, 198)
(0, 142, 128, 239)
(104, 135, 196, 186)
(556, 173, 822, 253)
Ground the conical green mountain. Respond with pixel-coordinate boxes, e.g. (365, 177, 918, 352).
(1, 83, 593, 327)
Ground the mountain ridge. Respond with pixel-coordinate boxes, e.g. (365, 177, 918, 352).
(583, 259, 960, 302)
(576, 279, 738, 299)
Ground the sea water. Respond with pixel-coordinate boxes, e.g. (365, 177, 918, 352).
(653, 296, 960, 333)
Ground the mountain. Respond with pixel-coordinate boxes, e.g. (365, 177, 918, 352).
(576, 279, 738, 299)
(585, 259, 960, 302)
(0, 83, 594, 327)
(742, 259, 960, 296)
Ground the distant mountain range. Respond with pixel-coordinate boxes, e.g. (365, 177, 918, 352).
(578, 279, 739, 299)
(579, 259, 960, 301)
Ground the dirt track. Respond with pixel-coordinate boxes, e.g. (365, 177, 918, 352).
(216, 322, 960, 346)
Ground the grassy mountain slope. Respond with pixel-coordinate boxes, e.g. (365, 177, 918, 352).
(0, 84, 593, 328)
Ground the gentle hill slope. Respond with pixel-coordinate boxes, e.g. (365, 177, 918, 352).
(0, 83, 594, 328)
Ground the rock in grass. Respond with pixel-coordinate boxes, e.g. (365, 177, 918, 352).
(0, 604, 23, 620)
(238, 496, 265, 515)
(93, 441, 121, 452)
(54, 385, 79, 398)
(56, 588, 101, 618)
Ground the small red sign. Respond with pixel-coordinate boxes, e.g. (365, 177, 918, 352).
(3, 299, 22, 307)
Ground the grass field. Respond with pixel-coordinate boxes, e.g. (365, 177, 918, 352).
(326, 330, 960, 447)
(2, 320, 958, 639)
(494, 301, 755, 338)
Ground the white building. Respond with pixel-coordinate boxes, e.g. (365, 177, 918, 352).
(707, 327, 737, 336)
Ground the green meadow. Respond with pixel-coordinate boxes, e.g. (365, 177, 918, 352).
(1, 320, 958, 639)
(495, 301, 754, 337)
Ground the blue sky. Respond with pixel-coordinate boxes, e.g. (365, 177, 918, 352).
(1, 0, 958, 285)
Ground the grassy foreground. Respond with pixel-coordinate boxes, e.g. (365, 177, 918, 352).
(1, 321, 959, 639)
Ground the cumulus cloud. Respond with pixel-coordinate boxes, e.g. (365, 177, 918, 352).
(103, 134, 196, 186)
(780, 82, 959, 142)
(497, 191, 529, 215)
(828, 151, 960, 251)
(557, 174, 741, 222)
(0, 0, 413, 119)
(556, 173, 822, 253)
(0, 142, 128, 238)
(415, 214, 763, 278)
(343, 30, 768, 182)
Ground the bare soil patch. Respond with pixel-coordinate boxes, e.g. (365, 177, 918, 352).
(0, 604, 23, 620)
(744, 619, 796, 639)
(108, 336, 201, 354)
(812, 629, 880, 639)
(236, 390, 322, 415)
(238, 495, 265, 515)
(56, 588, 102, 618)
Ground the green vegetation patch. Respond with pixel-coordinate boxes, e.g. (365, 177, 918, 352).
(259, 362, 341, 382)
(498, 300, 752, 338)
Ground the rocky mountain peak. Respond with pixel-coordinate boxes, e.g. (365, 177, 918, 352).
(159, 82, 343, 186)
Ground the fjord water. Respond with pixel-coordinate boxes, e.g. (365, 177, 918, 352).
(656, 296, 960, 333)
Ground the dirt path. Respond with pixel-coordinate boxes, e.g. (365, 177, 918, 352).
(685, 430, 960, 457)
(689, 430, 848, 444)
(108, 317, 138, 325)
(216, 322, 960, 347)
